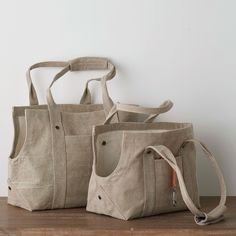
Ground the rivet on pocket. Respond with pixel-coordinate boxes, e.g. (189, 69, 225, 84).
(8, 186, 11, 191)
(101, 141, 106, 146)
(98, 195, 102, 200)
(55, 125, 60, 130)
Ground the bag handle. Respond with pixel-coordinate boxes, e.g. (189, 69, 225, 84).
(104, 100, 173, 124)
(46, 58, 115, 115)
(145, 139, 227, 225)
(27, 61, 68, 105)
(27, 57, 116, 109)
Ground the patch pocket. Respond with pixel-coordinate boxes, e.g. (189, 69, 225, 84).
(62, 110, 105, 135)
(143, 155, 186, 217)
(153, 156, 185, 213)
(65, 135, 93, 168)
(65, 135, 93, 207)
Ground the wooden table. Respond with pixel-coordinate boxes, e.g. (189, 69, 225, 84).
(0, 197, 235, 236)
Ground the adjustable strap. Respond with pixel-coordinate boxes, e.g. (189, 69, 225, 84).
(145, 139, 227, 225)
(104, 100, 173, 124)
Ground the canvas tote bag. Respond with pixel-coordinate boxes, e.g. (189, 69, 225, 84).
(8, 57, 132, 210)
(86, 103, 227, 225)
(8, 57, 173, 211)
(8, 57, 117, 211)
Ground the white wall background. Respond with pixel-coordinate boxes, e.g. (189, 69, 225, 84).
(0, 0, 235, 196)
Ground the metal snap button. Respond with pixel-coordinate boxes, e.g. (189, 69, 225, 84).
(55, 125, 60, 130)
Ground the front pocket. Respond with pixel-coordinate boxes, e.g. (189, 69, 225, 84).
(65, 135, 93, 207)
(62, 110, 105, 135)
(65, 135, 93, 166)
(142, 155, 186, 217)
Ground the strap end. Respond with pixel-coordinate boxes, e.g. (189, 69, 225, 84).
(194, 214, 225, 226)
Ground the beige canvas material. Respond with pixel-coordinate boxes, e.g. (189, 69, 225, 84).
(86, 104, 227, 225)
(8, 57, 118, 211)
(8, 57, 173, 211)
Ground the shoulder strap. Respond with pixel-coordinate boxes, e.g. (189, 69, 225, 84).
(145, 139, 227, 225)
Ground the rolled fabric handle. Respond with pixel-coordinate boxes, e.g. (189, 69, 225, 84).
(145, 139, 227, 225)
(104, 100, 173, 124)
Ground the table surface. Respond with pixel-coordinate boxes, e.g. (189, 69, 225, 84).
(0, 197, 235, 236)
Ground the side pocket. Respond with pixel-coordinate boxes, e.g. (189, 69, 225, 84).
(142, 154, 186, 217)
(154, 156, 186, 213)
(9, 109, 27, 160)
(8, 108, 54, 210)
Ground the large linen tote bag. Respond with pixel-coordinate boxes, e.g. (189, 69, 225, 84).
(8, 57, 119, 211)
(86, 103, 227, 225)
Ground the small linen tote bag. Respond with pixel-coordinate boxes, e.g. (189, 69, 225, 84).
(86, 103, 227, 225)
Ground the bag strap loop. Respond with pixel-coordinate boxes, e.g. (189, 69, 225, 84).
(104, 100, 173, 124)
(145, 139, 227, 225)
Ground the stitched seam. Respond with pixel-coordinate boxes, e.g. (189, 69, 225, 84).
(99, 184, 127, 220)
(141, 154, 147, 217)
(8, 180, 32, 210)
(60, 111, 67, 208)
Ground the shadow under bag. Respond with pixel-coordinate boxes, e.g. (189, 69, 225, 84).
(8, 57, 173, 210)
(86, 103, 227, 225)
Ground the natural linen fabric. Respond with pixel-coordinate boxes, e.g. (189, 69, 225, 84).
(86, 103, 227, 225)
(8, 57, 173, 211)
(8, 57, 116, 211)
